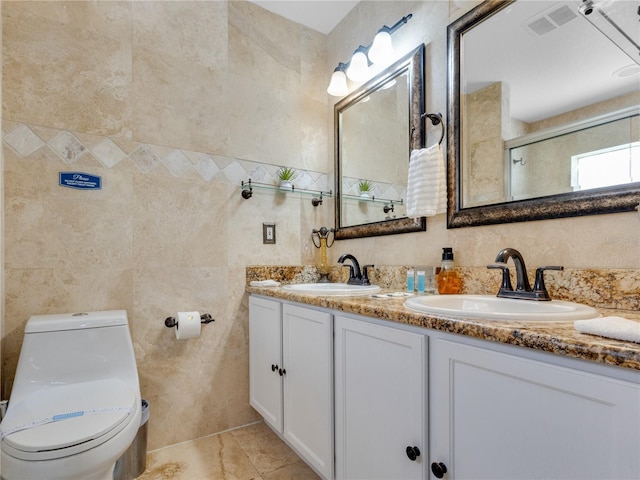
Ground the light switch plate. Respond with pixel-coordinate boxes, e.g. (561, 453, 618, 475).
(263, 223, 276, 244)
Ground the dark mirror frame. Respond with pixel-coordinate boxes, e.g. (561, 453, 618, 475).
(334, 44, 426, 240)
(446, 0, 640, 228)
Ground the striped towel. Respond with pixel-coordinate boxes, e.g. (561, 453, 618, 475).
(406, 144, 446, 218)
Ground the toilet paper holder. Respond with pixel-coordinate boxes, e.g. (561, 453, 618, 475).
(164, 313, 215, 329)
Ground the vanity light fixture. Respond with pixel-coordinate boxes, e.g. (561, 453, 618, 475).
(327, 63, 349, 96)
(368, 26, 394, 65)
(345, 45, 370, 82)
(327, 14, 412, 96)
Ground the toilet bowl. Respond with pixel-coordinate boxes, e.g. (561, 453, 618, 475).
(1, 310, 142, 480)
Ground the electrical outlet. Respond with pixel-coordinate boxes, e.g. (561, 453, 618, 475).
(263, 223, 276, 244)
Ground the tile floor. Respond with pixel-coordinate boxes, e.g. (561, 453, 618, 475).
(137, 421, 321, 480)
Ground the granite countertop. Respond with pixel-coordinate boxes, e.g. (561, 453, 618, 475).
(246, 285, 640, 371)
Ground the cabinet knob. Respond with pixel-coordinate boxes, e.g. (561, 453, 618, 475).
(431, 462, 448, 478)
(279, 368, 286, 376)
(405, 445, 421, 461)
(271, 364, 278, 372)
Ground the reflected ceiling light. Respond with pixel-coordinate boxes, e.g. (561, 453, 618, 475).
(579, 0, 594, 15)
(380, 78, 397, 90)
(613, 64, 640, 78)
(327, 63, 349, 96)
(327, 14, 412, 97)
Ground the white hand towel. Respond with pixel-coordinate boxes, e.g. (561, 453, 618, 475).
(574, 316, 640, 344)
(406, 144, 446, 218)
(249, 280, 281, 287)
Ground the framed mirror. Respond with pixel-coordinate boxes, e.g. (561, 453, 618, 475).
(334, 44, 426, 239)
(447, 0, 640, 228)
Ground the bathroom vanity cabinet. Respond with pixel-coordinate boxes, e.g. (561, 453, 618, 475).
(334, 315, 426, 480)
(249, 294, 640, 480)
(248, 297, 333, 479)
(429, 334, 640, 480)
(249, 296, 282, 429)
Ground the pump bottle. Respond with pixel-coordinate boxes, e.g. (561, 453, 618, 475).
(437, 247, 461, 294)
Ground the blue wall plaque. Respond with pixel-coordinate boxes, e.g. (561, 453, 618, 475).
(59, 172, 102, 190)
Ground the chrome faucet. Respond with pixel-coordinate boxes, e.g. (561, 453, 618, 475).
(487, 248, 563, 301)
(337, 253, 374, 286)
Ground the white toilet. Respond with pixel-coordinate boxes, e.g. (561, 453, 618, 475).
(1, 310, 142, 480)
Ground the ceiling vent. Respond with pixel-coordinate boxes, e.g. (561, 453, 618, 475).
(525, 4, 578, 36)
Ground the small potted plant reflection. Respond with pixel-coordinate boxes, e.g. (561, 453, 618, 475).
(277, 167, 297, 191)
(358, 179, 373, 198)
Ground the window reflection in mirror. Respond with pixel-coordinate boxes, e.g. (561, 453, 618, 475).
(571, 141, 640, 191)
(504, 114, 639, 203)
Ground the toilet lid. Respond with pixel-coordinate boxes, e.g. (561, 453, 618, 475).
(1, 379, 137, 459)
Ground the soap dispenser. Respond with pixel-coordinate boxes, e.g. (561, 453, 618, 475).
(437, 247, 461, 294)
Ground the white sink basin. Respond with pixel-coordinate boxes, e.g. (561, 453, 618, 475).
(283, 283, 381, 296)
(404, 294, 599, 321)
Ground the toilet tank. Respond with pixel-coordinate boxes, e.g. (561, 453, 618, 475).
(10, 310, 139, 404)
(24, 310, 129, 334)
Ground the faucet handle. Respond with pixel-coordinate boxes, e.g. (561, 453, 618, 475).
(533, 266, 563, 300)
(487, 263, 513, 292)
(362, 265, 375, 285)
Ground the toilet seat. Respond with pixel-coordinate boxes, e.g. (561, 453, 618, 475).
(1, 378, 137, 461)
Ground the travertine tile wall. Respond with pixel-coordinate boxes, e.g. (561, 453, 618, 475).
(2, 1, 331, 450)
(462, 82, 506, 206)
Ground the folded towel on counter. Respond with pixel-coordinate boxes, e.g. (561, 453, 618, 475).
(574, 316, 640, 344)
(372, 292, 414, 298)
(406, 144, 446, 218)
(249, 280, 281, 287)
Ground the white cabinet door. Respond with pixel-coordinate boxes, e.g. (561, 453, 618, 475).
(334, 315, 427, 480)
(283, 304, 333, 479)
(249, 296, 283, 432)
(430, 337, 640, 480)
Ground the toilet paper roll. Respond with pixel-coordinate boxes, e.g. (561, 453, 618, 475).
(175, 311, 201, 340)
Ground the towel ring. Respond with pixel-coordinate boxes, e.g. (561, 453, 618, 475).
(421, 112, 445, 146)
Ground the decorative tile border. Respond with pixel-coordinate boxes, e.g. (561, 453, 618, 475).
(2, 122, 329, 191)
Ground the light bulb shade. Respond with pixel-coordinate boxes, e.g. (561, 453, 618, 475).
(346, 50, 370, 82)
(327, 70, 349, 96)
(368, 30, 394, 65)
